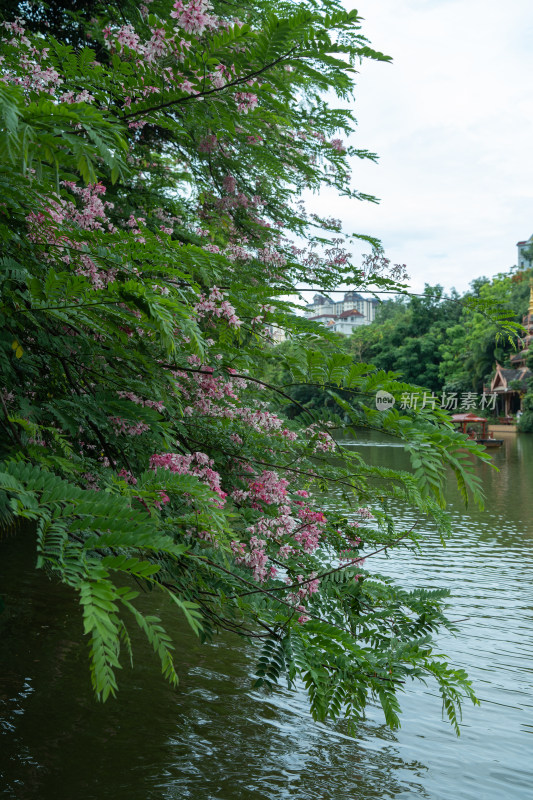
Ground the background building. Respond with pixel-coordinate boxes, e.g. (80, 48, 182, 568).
(517, 235, 533, 269)
(304, 291, 378, 335)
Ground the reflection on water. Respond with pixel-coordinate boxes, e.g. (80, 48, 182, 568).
(1, 433, 533, 800)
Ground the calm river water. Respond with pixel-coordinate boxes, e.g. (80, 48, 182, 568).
(1, 432, 532, 800)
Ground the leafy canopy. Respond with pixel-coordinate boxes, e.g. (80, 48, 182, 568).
(0, 0, 491, 732)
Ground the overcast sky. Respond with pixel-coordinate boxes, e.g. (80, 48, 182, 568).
(307, 0, 533, 296)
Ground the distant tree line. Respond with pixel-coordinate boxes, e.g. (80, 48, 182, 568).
(267, 268, 533, 429)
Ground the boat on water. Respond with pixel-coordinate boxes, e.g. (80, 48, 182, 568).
(451, 412, 503, 447)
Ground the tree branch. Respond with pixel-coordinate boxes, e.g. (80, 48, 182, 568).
(122, 48, 298, 120)
(234, 519, 419, 599)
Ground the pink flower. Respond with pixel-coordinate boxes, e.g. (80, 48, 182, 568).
(117, 468, 137, 485)
(223, 174, 237, 194)
(171, 0, 216, 35)
(194, 288, 242, 329)
(330, 138, 345, 152)
(234, 92, 258, 114)
(199, 134, 217, 153)
(297, 606, 310, 624)
(116, 24, 141, 52)
(150, 452, 226, 506)
(357, 507, 374, 519)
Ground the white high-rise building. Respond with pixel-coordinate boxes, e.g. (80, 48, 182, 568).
(304, 291, 378, 335)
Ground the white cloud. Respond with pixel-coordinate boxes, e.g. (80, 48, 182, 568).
(310, 0, 533, 293)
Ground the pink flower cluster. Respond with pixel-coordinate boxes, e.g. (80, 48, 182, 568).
(257, 245, 287, 270)
(109, 416, 151, 436)
(234, 91, 258, 114)
(116, 24, 141, 51)
(357, 507, 374, 519)
(224, 243, 253, 262)
(229, 475, 327, 587)
(305, 424, 336, 453)
(294, 506, 326, 552)
(330, 138, 345, 152)
(2, 21, 62, 93)
(25, 181, 118, 289)
(199, 134, 218, 153)
(246, 470, 289, 507)
(286, 572, 320, 620)
(150, 451, 227, 506)
(117, 468, 138, 485)
(107, 22, 181, 64)
(232, 536, 274, 582)
(59, 89, 95, 104)
(153, 206, 181, 238)
(176, 363, 245, 417)
(214, 192, 262, 216)
(61, 181, 113, 232)
(170, 0, 217, 35)
(324, 239, 349, 268)
(194, 287, 242, 328)
(117, 391, 165, 412)
(282, 572, 322, 625)
(175, 365, 297, 446)
(223, 174, 237, 193)
(154, 491, 170, 510)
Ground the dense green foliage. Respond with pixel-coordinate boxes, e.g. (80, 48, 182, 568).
(0, 0, 513, 733)
(346, 274, 532, 395)
(268, 272, 532, 418)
